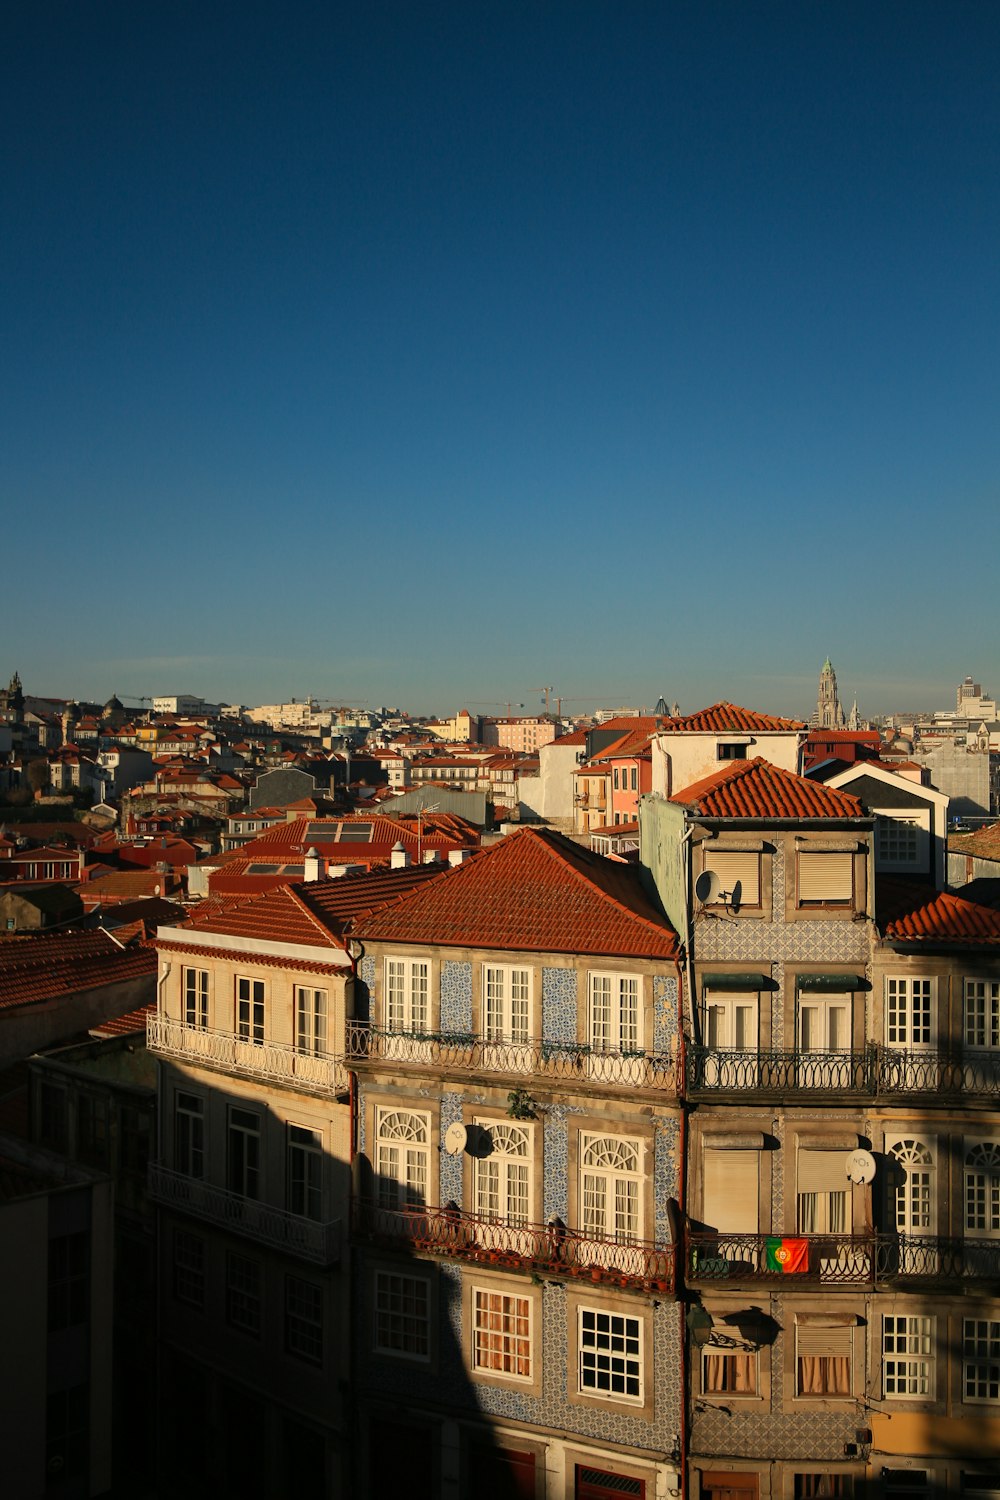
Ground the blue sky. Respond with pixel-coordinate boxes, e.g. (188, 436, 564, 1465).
(3, 2, 998, 718)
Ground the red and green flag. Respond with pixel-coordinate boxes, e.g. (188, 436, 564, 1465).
(765, 1236, 809, 1273)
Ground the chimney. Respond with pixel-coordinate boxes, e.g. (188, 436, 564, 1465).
(390, 841, 410, 869)
(423, 849, 440, 864)
(304, 846, 322, 883)
(448, 848, 470, 867)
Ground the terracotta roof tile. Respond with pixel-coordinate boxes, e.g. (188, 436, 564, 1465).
(353, 828, 678, 959)
(659, 701, 807, 733)
(671, 757, 865, 819)
(0, 930, 156, 1012)
(882, 885, 1000, 945)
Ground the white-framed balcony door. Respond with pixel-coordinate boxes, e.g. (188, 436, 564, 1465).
(796, 993, 852, 1090)
(888, 1137, 937, 1275)
(702, 994, 758, 1088)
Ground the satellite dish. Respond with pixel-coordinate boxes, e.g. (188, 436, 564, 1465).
(695, 869, 721, 905)
(845, 1149, 877, 1185)
(444, 1122, 469, 1156)
(730, 879, 742, 915)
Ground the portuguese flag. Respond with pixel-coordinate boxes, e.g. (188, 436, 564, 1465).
(765, 1236, 809, 1273)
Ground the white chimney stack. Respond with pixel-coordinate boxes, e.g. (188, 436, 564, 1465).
(304, 846, 322, 883)
(390, 841, 410, 869)
(448, 848, 470, 867)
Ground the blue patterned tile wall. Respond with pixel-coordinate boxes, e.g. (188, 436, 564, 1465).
(543, 967, 577, 1042)
(653, 1118, 681, 1242)
(653, 974, 679, 1053)
(439, 1090, 465, 1202)
(542, 1102, 573, 1221)
(440, 960, 472, 1033)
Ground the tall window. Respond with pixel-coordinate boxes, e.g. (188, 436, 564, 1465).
(375, 1108, 430, 1211)
(473, 1289, 531, 1380)
(797, 996, 850, 1053)
(965, 1145, 1000, 1233)
(285, 1276, 324, 1365)
(704, 994, 758, 1051)
(474, 1122, 530, 1225)
(886, 978, 934, 1047)
(706, 851, 761, 908)
(588, 972, 640, 1054)
(581, 1134, 641, 1244)
(797, 851, 853, 906)
(965, 982, 1000, 1050)
(184, 967, 209, 1029)
(236, 976, 265, 1045)
(46, 1384, 89, 1489)
(385, 959, 429, 1032)
(883, 1316, 934, 1397)
(226, 1252, 261, 1335)
(173, 1230, 205, 1308)
(175, 1091, 205, 1179)
(794, 1479, 854, 1499)
(295, 987, 327, 1055)
(796, 1151, 848, 1234)
(795, 1324, 852, 1396)
(374, 1270, 430, 1360)
(287, 1124, 323, 1221)
(578, 1308, 642, 1402)
(48, 1232, 89, 1331)
(483, 966, 530, 1044)
(228, 1107, 261, 1199)
(963, 1318, 1000, 1402)
(889, 1139, 934, 1235)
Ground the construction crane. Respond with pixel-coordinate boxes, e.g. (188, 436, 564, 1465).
(468, 700, 525, 718)
(533, 686, 555, 714)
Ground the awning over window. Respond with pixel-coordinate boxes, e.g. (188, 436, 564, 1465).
(701, 972, 775, 991)
(796, 973, 866, 992)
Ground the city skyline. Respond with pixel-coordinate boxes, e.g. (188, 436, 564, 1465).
(4, 3, 998, 711)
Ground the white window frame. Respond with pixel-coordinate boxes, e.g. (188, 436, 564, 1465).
(287, 1123, 323, 1221)
(883, 1315, 934, 1398)
(225, 1251, 261, 1336)
(963, 1319, 1000, 1403)
(588, 971, 641, 1055)
(473, 1120, 531, 1226)
(876, 815, 923, 869)
(236, 976, 265, 1045)
(965, 981, 1000, 1051)
(285, 1275, 324, 1365)
(385, 958, 429, 1033)
(472, 1287, 532, 1382)
(578, 1306, 643, 1404)
(174, 1091, 205, 1179)
(701, 1343, 758, 1397)
(375, 1108, 431, 1212)
(295, 986, 327, 1056)
(228, 1106, 261, 1200)
(183, 968, 209, 1030)
(704, 993, 759, 1052)
(374, 1269, 430, 1361)
(580, 1133, 642, 1245)
(965, 1144, 1000, 1234)
(886, 977, 935, 1048)
(482, 965, 531, 1045)
(173, 1229, 204, 1307)
(797, 994, 851, 1054)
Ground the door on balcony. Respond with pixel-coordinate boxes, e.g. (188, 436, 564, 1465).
(482, 965, 532, 1072)
(228, 1107, 261, 1201)
(473, 1122, 531, 1252)
(796, 995, 851, 1089)
(703, 994, 758, 1088)
(578, 1133, 644, 1276)
(375, 1108, 431, 1237)
(587, 972, 645, 1084)
(888, 1137, 936, 1274)
(885, 978, 936, 1090)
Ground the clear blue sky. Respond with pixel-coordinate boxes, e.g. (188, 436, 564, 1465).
(3, 2, 998, 718)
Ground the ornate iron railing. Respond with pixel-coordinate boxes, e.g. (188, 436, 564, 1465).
(355, 1200, 675, 1292)
(688, 1231, 1000, 1283)
(686, 1044, 1000, 1098)
(148, 1163, 341, 1265)
(147, 1014, 348, 1096)
(688, 1232, 877, 1284)
(345, 1022, 678, 1091)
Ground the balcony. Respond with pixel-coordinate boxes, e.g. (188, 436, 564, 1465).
(356, 1200, 675, 1293)
(685, 1044, 1000, 1100)
(149, 1163, 341, 1266)
(687, 1232, 1000, 1286)
(345, 1023, 679, 1093)
(147, 1014, 348, 1097)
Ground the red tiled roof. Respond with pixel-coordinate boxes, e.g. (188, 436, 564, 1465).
(353, 828, 678, 959)
(659, 702, 807, 733)
(949, 823, 1000, 861)
(178, 882, 347, 950)
(90, 1002, 155, 1036)
(671, 757, 865, 819)
(0, 930, 156, 1012)
(883, 887, 1000, 945)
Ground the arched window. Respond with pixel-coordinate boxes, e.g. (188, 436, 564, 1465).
(965, 1143, 1000, 1233)
(580, 1135, 641, 1243)
(888, 1139, 934, 1234)
(474, 1122, 530, 1225)
(375, 1109, 430, 1211)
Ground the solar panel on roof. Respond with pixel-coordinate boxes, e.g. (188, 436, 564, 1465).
(283, 864, 305, 875)
(339, 825, 373, 841)
(248, 863, 281, 874)
(305, 823, 341, 842)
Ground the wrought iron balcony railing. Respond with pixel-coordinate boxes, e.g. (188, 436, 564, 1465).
(147, 1014, 348, 1097)
(355, 1200, 675, 1293)
(688, 1231, 1000, 1284)
(345, 1022, 678, 1091)
(685, 1044, 1000, 1098)
(148, 1163, 341, 1265)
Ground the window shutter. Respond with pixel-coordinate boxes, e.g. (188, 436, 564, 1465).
(797, 1149, 848, 1194)
(798, 852, 853, 902)
(796, 1324, 853, 1357)
(703, 1147, 759, 1232)
(709, 852, 760, 906)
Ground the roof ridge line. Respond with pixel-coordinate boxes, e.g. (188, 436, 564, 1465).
(524, 828, 676, 949)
